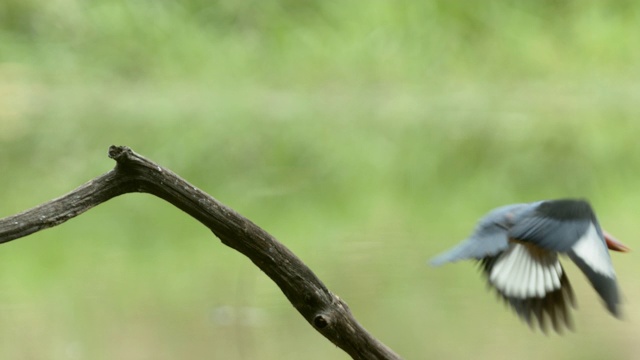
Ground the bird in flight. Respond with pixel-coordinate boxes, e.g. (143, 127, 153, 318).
(430, 199, 629, 333)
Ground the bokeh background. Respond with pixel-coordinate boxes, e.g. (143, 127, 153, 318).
(1, 1, 639, 359)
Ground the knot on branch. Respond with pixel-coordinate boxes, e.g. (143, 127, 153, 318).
(313, 314, 329, 329)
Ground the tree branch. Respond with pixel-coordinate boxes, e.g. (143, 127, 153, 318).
(0, 146, 401, 360)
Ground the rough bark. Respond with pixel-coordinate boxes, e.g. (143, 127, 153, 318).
(0, 145, 401, 360)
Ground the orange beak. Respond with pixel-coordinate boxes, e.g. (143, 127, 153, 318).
(604, 231, 631, 252)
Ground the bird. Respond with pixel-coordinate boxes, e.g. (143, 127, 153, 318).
(430, 199, 629, 333)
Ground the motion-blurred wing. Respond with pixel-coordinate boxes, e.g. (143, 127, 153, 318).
(509, 199, 596, 251)
(508, 199, 621, 316)
(567, 226, 622, 317)
(481, 243, 576, 332)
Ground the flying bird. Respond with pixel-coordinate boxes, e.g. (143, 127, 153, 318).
(430, 199, 629, 332)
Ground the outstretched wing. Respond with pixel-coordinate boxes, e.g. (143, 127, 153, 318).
(480, 243, 576, 332)
(508, 199, 621, 317)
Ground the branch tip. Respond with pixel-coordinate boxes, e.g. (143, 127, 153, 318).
(108, 145, 132, 162)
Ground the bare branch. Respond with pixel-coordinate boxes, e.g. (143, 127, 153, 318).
(0, 146, 402, 360)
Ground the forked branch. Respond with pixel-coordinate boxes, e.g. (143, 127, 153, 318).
(0, 146, 401, 360)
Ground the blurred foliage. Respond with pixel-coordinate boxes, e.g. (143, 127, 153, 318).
(0, 1, 639, 359)
(1, 0, 640, 83)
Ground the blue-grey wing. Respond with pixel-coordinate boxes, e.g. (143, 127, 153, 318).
(568, 250, 621, 317)
(508, 199, 598, 252)
(508, 199, 621, 316)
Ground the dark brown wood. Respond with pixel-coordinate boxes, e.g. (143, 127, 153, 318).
(0, 145, 402, 360)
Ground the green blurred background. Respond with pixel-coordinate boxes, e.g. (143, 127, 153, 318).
(1, 1, 639, 359)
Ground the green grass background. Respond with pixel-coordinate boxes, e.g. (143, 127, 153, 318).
(1, 1, 639, 359)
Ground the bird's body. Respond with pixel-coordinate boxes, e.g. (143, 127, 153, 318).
(431, 199, 628, 332)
